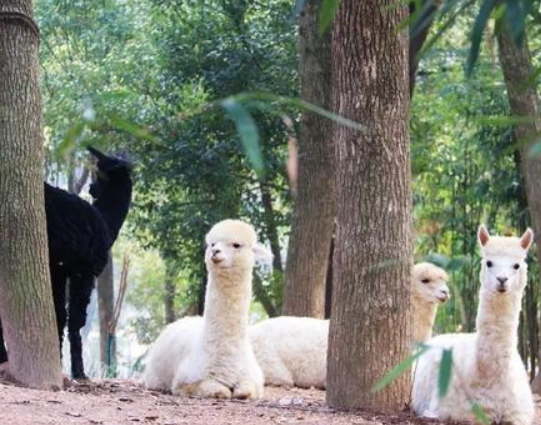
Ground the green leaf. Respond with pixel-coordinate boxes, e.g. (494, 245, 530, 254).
(318, 0, 341, 35)
(471, 403, 491, 425)
(423, 253, 451, 268)
(438, 348, 453, 398)
(504, 0, 525, 45)
(233, 92, 364, 131)
(528, 140, 541, 157)
(467, 0, 497, 77)
(372, 345, 430, 393)
(109, 114, 159, 142)
(221, 98, 265, 177)
(56, 121, 86, 159)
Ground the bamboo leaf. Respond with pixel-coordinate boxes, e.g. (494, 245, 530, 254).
(372, 345, 430, 393)
(56, 121, 86, 159)
(471, 403, 491, 425)
(528, 140, 541, 157)
(504, 0, 525, 45)
(221, 98, 265, 177)
(467, 0, 497, 77)
(438, 349, 453, 398)
(318, 0, 341, 35)
(109, 114, 159, 142)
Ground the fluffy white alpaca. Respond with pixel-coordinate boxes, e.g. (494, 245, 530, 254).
(249, 263, 449, 388)
(143, 219, 271, 399)
(412, 226, 535, 425)
(249, 316, 328, 388)
(412, 262, 450, 344)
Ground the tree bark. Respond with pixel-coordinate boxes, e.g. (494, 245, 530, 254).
(164, 259, 177, 324)
(97, 254, 115, 377)
(0, 0, 63, 389)
(326, 0, 412, 410)
(496, 24, 541, 393)
(282, 0, 334, 318)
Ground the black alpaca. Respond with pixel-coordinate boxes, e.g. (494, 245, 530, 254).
(0, 147, 132, 379)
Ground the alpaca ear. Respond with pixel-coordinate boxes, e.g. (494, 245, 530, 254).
(478, 225, 490, 247)
(87, 146, 108, 161)
(253, 243, 273, 265)
(520, 228, 534, 251)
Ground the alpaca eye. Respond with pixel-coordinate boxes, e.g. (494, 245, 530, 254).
(421, 278, 430, 284)
(513, 264, 520, 270)
(232, 243, 242, 249)
(211, 243, 215, 248)
(486, 261, 493, 268)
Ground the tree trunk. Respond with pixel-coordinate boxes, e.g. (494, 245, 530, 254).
(326, 0, 412, 410)
(97, 254, 115, 377)
(282, 0, 334, 318)
(260, 182, 284, 273)
(0, 0, 63, 389)
(164, 259, 177, 324)
(496, 24, 541, 393)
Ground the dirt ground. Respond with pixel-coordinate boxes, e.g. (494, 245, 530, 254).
(0, 379, 539, 425)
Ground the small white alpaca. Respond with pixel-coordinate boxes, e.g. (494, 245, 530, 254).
(249, 263, 449, 388)
(412, 262, 450, 344)
(412, 226, 535, 425)
(143, 219, 271, 399)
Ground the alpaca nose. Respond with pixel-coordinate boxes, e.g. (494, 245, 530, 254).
(438, 289, 450, 302)
(212, 248, 221, 256)
(497, 277, 508, 293)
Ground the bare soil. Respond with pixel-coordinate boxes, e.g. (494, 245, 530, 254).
(0, 378, 539, 425)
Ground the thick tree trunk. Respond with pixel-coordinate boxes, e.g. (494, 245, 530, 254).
(0, 0, 63, 389)
(496, 25, 541, 393)
(282, 0, 334, 318)
(260, 182, 284, 273)
(97, 254, 115, 377)
(164, 259, 176, 324)
(326, 0, 412, 410)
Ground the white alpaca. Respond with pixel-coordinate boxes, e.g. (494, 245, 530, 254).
(412, 226, 535, 425)
(412, 262, 450, 344)
(143, 219, 271, 399)
(249, 263, 449, 388)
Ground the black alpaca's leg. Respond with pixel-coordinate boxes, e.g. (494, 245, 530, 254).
(51, 267, 68, 357)
(68, 274, 95, 380)
(0, 317, 8, 363)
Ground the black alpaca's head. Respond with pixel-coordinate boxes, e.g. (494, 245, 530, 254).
(87, 146, 132, 199)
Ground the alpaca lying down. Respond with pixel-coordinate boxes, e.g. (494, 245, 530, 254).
(250, 262, 449, 389)
(144, 219, 271, 399)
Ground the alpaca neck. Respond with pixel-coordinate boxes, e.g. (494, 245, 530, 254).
(412, 295, 438, 344)
(475, 270, 524, 375)
(202, 267, 253, 343)
(93, 177, 132, 241)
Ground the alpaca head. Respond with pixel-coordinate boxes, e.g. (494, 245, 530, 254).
(87, 146, 133, 199)
(478, 225, 533, 295)
(413, 262, 450, 305)
(204, 219, 272, 273)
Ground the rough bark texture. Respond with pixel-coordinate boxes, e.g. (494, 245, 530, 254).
(0, 0, 63, 389)
(164, 260, 176, 324)
(98, 255, 115, 376)
(326, 0, 412, 410)
(282, 0, 334, 319)
(496, 25, 541, 394)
